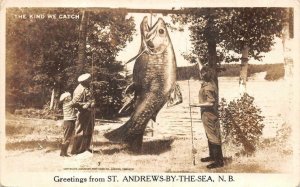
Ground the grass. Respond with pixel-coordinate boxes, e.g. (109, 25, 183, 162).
(3, 114, 293, 173)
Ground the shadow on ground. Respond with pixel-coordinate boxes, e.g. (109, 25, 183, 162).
(6, 138, 174, 156)
(141, 138, 174, 155)
(93, 138, 174, 155)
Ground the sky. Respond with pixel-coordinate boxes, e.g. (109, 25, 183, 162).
(116, 13, 285, 71)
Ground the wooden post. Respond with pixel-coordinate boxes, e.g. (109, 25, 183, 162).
(282, 8, 293, 79)
(281, 8, 294, 133)
(50, 88, 55, 110)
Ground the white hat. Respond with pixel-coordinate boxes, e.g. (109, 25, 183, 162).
(78, 73, 91, 83)
(59, 92, 71, 102)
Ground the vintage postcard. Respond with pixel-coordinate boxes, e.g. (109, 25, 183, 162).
(1, 0, 299, 186)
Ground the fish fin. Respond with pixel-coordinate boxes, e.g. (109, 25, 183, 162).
(118, 96, 135, 114)
(118, 83, 136, 114)
(167, 83, 183, 107)
(104, 118, 144, 153)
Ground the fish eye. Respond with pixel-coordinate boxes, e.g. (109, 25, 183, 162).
(159, 29, 165, 34)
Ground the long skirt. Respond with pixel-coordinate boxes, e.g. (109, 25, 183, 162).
(71, 109, 95, 154)
(201, 111, 221, 145)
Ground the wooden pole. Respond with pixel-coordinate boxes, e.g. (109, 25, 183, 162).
(282, 8, 293, 79)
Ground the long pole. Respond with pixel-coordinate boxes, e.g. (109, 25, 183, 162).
(186, 38, 196, 165)
(188, 79, 196, 166)
(91, 53, 95, 154)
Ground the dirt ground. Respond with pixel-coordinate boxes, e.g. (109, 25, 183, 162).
(3, 114, 293, 173)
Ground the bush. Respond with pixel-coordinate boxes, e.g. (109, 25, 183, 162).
(219, 93, 265, 155)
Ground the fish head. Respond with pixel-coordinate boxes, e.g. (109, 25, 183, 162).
(141, 17, 170, 54)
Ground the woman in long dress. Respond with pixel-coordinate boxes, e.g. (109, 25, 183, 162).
(70, 73, 95, 154)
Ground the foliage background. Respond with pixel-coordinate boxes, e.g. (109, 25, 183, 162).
(6, 8, 136, 118)
(171, 8, 287, 67)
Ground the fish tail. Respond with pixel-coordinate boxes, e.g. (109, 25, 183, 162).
(103, 120, 132, 143)
(104, 118, 146, 152)
(104, 108, 152, 145)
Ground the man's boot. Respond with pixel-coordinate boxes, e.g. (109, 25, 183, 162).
(207, 144, 224, 169)
(201, 141, 214, 162)
(60, 143, 70, 157)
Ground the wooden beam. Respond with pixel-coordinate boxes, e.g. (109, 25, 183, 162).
(9, 7, 213, 15)
(83, 7, 212, 15)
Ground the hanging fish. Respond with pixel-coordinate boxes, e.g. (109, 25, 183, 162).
(104, 16, 179, 152)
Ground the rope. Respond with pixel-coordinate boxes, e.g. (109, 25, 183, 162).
(125, 48, 147, 64)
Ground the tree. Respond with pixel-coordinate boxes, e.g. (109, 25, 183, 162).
(220, 8, 285, 94)
(82, 10, 136, 118)
(172, 8, 285, 93)
(6, 8, 136, 118)
(172, 9, 237, 89)
(171, 8, 286, 154)
(6, 8, 81, 109)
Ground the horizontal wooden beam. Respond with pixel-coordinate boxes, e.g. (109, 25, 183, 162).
(9, 7, 290, 16)
(83, 7, 212, 15)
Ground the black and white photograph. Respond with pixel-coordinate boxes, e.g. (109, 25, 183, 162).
(1, 1, 299, 186)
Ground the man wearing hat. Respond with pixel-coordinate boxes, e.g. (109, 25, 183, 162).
(59, 92, 76, 157)
(70, 73, 96, 154)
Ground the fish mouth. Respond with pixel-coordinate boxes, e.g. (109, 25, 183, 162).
(141, 17, 167, 52)
(141, 17, 165, 40)
(141, 16, 150, 37)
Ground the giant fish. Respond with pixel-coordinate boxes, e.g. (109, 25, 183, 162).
(104, 16, 177, 152)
